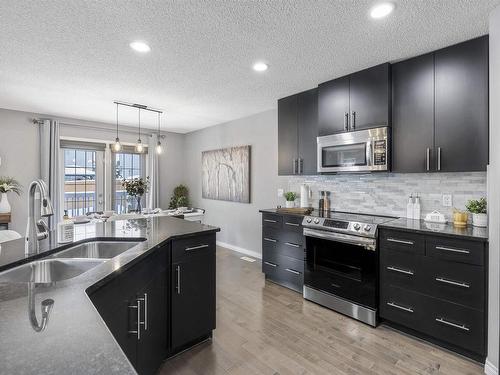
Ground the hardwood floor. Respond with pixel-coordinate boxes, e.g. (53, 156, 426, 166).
(159, 246, 484, 375)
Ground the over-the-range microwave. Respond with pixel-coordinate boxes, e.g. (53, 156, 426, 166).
(317, 126, 389, 173)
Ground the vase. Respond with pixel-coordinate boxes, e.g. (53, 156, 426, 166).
(136, 196, 142, 213)
(285, 200, 294, 208)
(0, 193, 11, 213)
(472, 213, 487, 227)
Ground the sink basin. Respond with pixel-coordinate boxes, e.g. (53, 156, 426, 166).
(0, 259, 105, 283)
(52, 241, 141, 260)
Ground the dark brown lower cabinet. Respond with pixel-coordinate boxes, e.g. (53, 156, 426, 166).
(379, 228, 487, 361)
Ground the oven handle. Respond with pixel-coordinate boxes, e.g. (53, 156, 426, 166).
(303, 228, 376, 251)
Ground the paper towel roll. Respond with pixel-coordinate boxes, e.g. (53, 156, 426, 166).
(300, 184, 311, 208)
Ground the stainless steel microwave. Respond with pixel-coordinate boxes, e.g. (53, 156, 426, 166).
(317, 126, 389, 173)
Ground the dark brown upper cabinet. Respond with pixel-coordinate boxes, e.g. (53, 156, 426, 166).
(318, 63, 390, 136)
(392, 36, 489, 173)
(278, 88, 318, 175)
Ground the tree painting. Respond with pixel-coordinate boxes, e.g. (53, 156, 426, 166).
(202, 145, 250, 203)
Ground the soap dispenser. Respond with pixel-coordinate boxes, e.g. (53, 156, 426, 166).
(406, 194, 414, 219)
(413, 194, 421, 220)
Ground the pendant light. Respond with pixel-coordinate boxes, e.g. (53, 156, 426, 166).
(155, 112, 163, 154)
(135, 108, 144, 153)
(113, 102, 122, 152)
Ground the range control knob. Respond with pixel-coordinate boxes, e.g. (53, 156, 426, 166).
(364, 225, 372, 232)
(353, 223, 361, 231)
(306, 217, 312, 223)
(313, 218, 320, 224)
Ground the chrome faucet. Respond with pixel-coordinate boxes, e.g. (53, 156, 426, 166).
(25, 179, 54, 254)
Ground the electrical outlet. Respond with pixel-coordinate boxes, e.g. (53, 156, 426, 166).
(442, 194, 452, 207)
(277, 189, 284, 198)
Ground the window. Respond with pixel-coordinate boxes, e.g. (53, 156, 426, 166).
(63, 148, 98, 217)
(112, 151, 146, 213)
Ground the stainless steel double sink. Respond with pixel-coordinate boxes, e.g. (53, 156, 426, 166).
(0, 241, 142, 283)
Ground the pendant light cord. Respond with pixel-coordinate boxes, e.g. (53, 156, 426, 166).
(157, 112, 161, 136)
(116, 102, 119, 138)
(138, 108, 141, 140)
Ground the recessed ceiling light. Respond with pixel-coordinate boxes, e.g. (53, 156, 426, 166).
(370, 2, 395, 19)
(129, 41, 151, 53)
(253, 62, 269, 72)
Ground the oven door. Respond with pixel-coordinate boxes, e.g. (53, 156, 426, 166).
(304, 228, 377, 309)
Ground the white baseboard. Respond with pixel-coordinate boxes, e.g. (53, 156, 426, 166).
(485, 359, 498, 375)
(216, 241, 262, 259)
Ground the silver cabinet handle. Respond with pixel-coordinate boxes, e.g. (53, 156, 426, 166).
(185, 244, 209, 251)
(387, 302, 414, 313)
(435, 317, 469, 332)
(128, 299, 141, 340)
(435, 277, 470, 288)
(351, 111, 356, 130)
(298, 158, 303, 174)
(137, 293, 148, 331)
(285, 268, 301, 275)
(264, 237, 277, 243)
(285, 242, 300, 248)
(437, 147, 441, 171)
(387, 266, 414, 276)
(435, 246, 470, 254)
(264, 261, 277, 267)
(426, 148, 430, 171)
(293, 158, 297, 174)
(176, 265, 181, 294)
(285, 222, 300, 227)
(344, 112, 349, 131)
(264, 219, 277, 223)
(387, 238, 414, 245)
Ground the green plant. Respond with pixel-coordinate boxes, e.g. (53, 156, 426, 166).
(0, 176, 22, 195)
(466, 197, 487, 214)
(169, 184, 190, 209)
(284, 191, 297, 202)
(122, 177, 149, 197)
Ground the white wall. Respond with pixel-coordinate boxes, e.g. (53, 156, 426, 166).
(0, 108, 185, 234)
(487, 6, 500, 375)
(184, 110, 280, 256)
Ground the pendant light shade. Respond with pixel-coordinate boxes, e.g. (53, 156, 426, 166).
(156, 112, 163, 154)
(135, 108, 144, 153)
(113, 103, 122, 152)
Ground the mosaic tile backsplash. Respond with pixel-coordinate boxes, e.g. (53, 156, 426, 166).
(282, 172, 487, 220)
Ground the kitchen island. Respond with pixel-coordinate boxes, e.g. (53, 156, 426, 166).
(0, 216, 219, 375)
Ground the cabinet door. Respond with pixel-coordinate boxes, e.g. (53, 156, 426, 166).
(349, 63, 391, 131)
(318, 76, 350, 135)
(435, 36, 489, 172)
(171, 253, 216, 349)
(297, 88, 318, 174)
(136, 269, 168, 375)
(392, 54, 435, 172)
(278, 94, 298, 175)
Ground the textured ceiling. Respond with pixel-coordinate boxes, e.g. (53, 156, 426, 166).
(0, 0, 498, 133)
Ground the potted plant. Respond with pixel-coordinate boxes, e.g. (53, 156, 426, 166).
(168, 184, 190, 210)
(0, 177, 22, 213)
(466, 198, 487, 227)
(122, 177, 149, 213)
(284, 192, 297, 208)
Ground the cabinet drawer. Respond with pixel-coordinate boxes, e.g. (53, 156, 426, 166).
(262, 213, 282, 229)
(263, 225, 304, 247)
(380, 250, 423, 292)
(380, 285, 424, 329)
(380, 229, 425, 255)
(172, 233, 216, 262)
(423, 258, 485, 310)
(263, 237, 304, 261)
(420, 295, 485, 355)
(426, 237, 485, 266)
(281, 215, 303, 233)
(262, 253, 303, 293)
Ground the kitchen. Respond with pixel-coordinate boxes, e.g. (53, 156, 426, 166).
(0, 1, 499, 375)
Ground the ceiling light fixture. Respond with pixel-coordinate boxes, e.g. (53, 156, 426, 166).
(130, 41, 151, 53)
(370, 2, 395, 19)
(253, 62, 269, 72)
(156, 112, 163, 155)
(135, 109, 144, 153)
(113, 102, 122, 152)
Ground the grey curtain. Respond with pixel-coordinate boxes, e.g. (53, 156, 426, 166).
(39, 120, 61, 229)
(147, 134, 160, 209)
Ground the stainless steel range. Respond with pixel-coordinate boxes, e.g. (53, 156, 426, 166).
(302, 211, 395, 326)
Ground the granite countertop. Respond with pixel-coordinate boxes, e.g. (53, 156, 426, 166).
(259, 208, 488, 241)
(0, 216, 219, 375)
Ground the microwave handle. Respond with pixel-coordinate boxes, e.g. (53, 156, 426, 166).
(366, 141, 372, 166)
